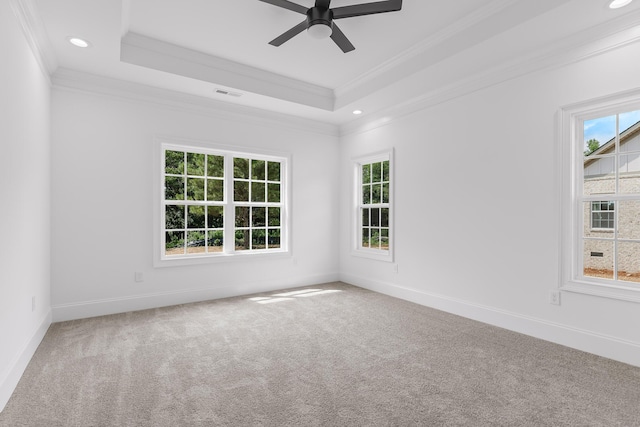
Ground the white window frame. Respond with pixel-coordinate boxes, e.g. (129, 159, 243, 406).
(558, 89, 640, 303)
(352, 149, 394, 262)
(154, 137, 291, 267)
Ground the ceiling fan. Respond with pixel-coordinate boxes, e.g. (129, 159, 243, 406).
(259, 0, 403, 53)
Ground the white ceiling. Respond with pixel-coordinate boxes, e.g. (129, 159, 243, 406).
(127, 0, 486, 89)
(31, 0, 640, 126)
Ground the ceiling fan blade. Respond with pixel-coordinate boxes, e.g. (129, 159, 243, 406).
(269, 20, 308, 46)
(330, 23, 355, 53)
(259, 0, 308, 15)
(315, 0, 331, 9)
(332, 0, 402, 19)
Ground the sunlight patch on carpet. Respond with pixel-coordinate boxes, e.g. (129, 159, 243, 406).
(249, 288, 343, 304)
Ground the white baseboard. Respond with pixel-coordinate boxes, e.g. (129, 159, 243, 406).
(52, 273, 340, 322)
(341, 273, 640, 368)
(0, 310, 52, 412)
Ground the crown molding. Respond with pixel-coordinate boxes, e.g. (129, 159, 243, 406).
(119, 1, 527, 114)
(334, 0, 518, 103)
(51, 68, 339, 138)
(8, 0, 57, 81)
(120, 0, 131, 37)
(340, 9, 640, 136)
(120, 32, 335, 111)
(333, 0, 576, 109)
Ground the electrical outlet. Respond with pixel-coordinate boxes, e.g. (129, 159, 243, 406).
(134, 272, 144, 283)
(392, 264, 399, 273)
(549, 290, 561, 305)
(32, 296, 36, 312)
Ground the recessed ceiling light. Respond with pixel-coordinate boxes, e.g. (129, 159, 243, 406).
(353, 110, 363, 115)
(609, 0, 633, 9)
(67, 37, 91, 48)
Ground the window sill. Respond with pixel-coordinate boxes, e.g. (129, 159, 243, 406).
(561, 279, 640, 303)
(154, 250, 291, 268)
(351, 249, 394, 262)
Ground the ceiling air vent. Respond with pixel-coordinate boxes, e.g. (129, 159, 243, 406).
(215, 89, 242, 97)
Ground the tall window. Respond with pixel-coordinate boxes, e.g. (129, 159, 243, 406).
(164, 150, 225, 256)
(560, 94, 640, 301)
(354, 151, 393, 261)
(161, 143, 288, 261)
(581, 110, 640, 283)
(232, 157, 282, 251)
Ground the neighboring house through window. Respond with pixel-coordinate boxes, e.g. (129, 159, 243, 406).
(560, 91, 640, 301)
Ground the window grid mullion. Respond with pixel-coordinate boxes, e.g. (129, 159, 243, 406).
(224, 153, 235, 254)
(614, 198, 619, 281)
(203, 157, 208, 234)
(182, 151, 188, 253)
(614, 115, 620, 281)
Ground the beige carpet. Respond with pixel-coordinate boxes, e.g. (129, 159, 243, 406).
(1, 282, 639, 426)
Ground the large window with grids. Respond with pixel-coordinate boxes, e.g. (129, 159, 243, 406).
(353, 150, 393, 261)
(560, 92, 640, 302)
(161, 143, 288, 261)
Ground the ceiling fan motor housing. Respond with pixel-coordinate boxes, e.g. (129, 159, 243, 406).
(261, 0, 403, 52)
(307, 7, 333, 30)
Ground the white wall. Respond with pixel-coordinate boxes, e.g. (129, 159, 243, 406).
(50, 87, 340, 321)
(0, 0, 52, 411)
(3, 3, 640, 415)
(339, 41, 640, 366)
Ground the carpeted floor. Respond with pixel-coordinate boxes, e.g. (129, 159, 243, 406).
(1, 282, 639, 426)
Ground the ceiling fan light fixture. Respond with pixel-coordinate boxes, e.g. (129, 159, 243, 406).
(306, 6, 333, 39)
(307, 23, 332, 39)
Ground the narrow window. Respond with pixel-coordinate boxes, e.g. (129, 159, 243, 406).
(353, 151, 393, 261)
(581, 110, 640, 283)
(164, 150, 225, 257)
(560, 95, 640, 301)
(233, 157, 282, 251)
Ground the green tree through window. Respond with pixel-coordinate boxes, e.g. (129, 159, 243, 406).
(356, 152, 392, 258)
(162, 145, 286, 259)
